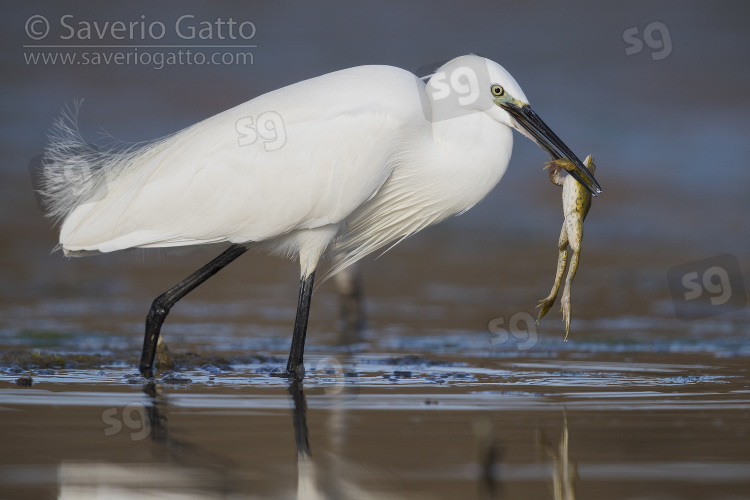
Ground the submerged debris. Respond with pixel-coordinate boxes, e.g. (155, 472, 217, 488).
(199, 364, 221, 375)
(160, 370, 192, 384)
(0, 350, 117, 370)
(15, 374, 34, 387)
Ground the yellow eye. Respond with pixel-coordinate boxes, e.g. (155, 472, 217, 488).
(491, 85, 504, 97)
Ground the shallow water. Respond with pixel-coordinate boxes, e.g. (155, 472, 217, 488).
(2, 348, 750, 499)
(1, 243, 749, 499)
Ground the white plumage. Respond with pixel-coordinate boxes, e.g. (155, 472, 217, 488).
(42, 56, 527, 277)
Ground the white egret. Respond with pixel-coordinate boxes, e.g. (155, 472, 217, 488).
(40, 54, 601, 379)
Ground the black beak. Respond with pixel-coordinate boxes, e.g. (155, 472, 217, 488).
(503, 104, 602, 195)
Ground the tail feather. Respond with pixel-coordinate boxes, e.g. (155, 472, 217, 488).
(38, 103, 164, 225)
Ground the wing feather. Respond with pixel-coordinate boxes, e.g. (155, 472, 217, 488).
(48, 66, 425, 255)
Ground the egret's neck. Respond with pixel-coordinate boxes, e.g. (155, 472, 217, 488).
(422, 111, 514, 214)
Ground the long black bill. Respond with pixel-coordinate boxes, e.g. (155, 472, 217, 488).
(505, 104, 602, 195)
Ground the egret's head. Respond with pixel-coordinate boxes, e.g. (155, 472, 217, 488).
(427, 55, 601, 195)
(486, 58, 600, 195)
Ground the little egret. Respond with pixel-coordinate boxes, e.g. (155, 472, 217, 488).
(40, 55, 601, 379)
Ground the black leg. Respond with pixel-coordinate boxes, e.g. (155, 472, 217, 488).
(286, 271, 315, 379)
(288, 379, 311, 457)
(139, 244, 248, 377)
